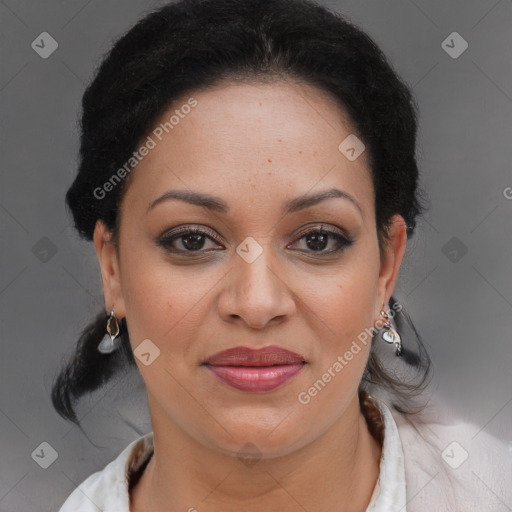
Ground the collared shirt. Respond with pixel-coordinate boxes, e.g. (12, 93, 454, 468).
(58, 398, 512, 511)
(58, 400, 406, 511)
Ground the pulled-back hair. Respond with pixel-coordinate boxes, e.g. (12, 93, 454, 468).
(52, 0, 432, 425)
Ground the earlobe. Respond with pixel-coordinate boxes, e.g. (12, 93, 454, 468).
(375, 215, 407, 320)
(93, 220, 126, 318)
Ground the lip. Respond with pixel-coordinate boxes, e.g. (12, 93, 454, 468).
(204, 345, 306, 366)
(203, 345, 306, 392)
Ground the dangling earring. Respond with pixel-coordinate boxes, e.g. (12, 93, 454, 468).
(380, 307, 402, 356)
(97, 310, 121, 354)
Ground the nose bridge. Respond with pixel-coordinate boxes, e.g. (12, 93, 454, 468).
(235, 236, 282, 301)
(219, 235, 295, 328)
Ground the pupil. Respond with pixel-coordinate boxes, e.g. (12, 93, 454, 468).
(183, 233, 205, 250)
(307, 232, 328, 251)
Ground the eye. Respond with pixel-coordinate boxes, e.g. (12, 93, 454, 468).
(288, 225, 354, 255)
(157, 224, 354, 256)
(157, 226, 224, 253)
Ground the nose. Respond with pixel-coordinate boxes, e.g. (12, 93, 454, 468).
(217, 242, 296, 330)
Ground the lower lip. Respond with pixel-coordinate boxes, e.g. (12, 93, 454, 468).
(204, 363, 305, 392)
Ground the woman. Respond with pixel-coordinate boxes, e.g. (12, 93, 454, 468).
(52, 0, 511, 510)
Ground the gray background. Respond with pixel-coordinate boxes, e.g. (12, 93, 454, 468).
(1, 0, 511, 510)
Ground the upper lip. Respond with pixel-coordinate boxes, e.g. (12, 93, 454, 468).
(204, 345, 306, 367)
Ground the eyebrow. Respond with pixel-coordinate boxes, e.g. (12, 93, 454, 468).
(146, 187, 363, 216)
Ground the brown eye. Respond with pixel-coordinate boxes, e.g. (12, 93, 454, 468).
(157, 226, 224, 253)
(289, 225, 354, 255)
(157, 224, 353, 257)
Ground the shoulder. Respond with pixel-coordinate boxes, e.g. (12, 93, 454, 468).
(387, 396, 512, 511)
(58, 432, 154, 512)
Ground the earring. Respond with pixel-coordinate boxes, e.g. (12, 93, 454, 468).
(97, 310, 122, 354)
(380, 308, 402, 356)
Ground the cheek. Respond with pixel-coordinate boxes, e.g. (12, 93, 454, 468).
(119, 247, 221, 350)
(296, 252, 380, 407)
(303, 258, 380, 345)
(298, 270, 379, 418)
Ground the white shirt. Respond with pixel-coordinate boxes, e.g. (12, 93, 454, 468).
(58, 398, 512, 511)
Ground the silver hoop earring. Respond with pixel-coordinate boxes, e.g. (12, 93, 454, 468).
(380, 308, 402, 356)
(97, 310, 122, 354)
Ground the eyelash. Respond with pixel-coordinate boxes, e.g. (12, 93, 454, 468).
(157, 224, 354, 256)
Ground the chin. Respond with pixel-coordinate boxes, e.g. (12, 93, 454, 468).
(204, 413, 307, 457)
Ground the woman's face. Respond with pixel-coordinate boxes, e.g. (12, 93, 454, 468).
(94, 79, 406, 457)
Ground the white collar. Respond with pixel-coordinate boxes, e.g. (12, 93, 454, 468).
(59, 399, 407, 511)
(366, 399, 407, 511)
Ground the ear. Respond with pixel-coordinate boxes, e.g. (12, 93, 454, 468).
(374, 214, 408, 322)
(93, 220, 126, 318)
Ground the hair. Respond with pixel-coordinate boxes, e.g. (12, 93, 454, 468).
(52, 0, 432, 425)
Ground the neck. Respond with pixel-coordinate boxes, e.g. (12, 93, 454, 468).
(131, 393, 382, 512)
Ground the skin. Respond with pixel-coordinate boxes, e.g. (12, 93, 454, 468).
(94, 79, 407, 512)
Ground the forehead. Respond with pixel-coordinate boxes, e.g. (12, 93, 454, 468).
(122, 80, 374, 216)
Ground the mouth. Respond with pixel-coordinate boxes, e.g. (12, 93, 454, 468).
(202, 345, 306, 392)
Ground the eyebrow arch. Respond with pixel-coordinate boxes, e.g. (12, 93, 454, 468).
(147, 189, 229, 214)
(146, 187, 362, 216)
(283, 188, 363, 216)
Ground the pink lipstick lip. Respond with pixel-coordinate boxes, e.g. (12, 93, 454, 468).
(203, 345, 306, 392)
(204, 345, 306, 367)
(205, 363, 305, 392)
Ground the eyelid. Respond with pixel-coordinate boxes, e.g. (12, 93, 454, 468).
(159, 223, 351, 243)
(159, 224, 224, 245)
(157, 222, 354, 256)
(287, 224, 354, 254)
(292, 223, 351, 241)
